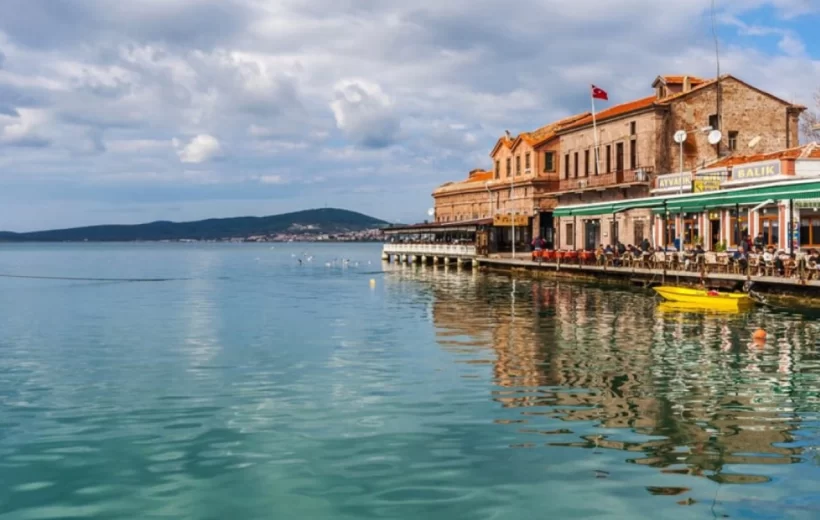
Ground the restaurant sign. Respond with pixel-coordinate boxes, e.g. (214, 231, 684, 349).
(654, 172, 692, 191)
(733, 160, 781, 181)
(493, 214, 529, 227)
(693, 168, 728, 193)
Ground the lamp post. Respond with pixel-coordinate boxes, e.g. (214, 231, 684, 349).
(673, 130, 687, 252)
(510, 170, 516, 257)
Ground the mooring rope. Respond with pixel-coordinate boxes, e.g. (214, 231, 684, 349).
(0, 273, 187, 282)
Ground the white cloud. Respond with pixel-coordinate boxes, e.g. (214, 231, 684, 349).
(174, 134, 222, 163)
(330, 79, 399, 148)
(258, 174, 287, 184)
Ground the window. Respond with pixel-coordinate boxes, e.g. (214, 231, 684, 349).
(729, 214, 749, 247)
(630, 140, 637, 170)
(515, 155, 521, 176)
(574, 152, 579, 178)
(544, 152, 555, 172)
(729, 131, 738, 151)
(630, 121, 637, 135)
(708, 114, 719, 130)
(800, 216, 820, 247)
(525, 152, 531, 171)
(683, 218, 700, 245)
(615, 142, 624, 172)
(566, 223, 574, 247)
(584, 150, 590, 176)
(606, 145, 611, 173)
(495, 160, 500, 179)
(564, 154, 570, 179)
(665, 222, 676, 247)
(506, 158, 511, 178)
(759, 214, 779, 247)
(634, 220, 645, 245)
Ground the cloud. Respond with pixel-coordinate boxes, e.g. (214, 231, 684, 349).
(174, 134, 222, 163)
(0, 0, 817, 229)
(330, 79, 399, 148)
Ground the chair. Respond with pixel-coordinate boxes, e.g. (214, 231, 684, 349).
(704, 252, 718, 273)
(748, 256, 760, 276)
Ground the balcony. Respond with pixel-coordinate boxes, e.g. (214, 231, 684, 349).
(558, 167, 654, 193)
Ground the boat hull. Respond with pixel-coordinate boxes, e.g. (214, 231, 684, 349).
(653, 286, 755, 310)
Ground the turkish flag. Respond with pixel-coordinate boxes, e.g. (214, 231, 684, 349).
(591, 85, 609, 101)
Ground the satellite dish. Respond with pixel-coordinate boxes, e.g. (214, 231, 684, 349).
(427, 208, 434, 217)
(748, 135, 761, 149)
(708, 130, 723, 145)
(673, 130, 687, 144)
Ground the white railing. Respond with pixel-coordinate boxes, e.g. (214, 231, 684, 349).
(383, 243, 477, 257)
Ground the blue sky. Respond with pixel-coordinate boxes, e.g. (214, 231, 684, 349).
(0, 0, 818, 231)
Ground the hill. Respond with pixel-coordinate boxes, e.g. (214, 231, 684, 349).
(0, 208, 388, 242)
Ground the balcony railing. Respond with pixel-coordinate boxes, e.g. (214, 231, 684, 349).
(383, 243, 477, 257)
(558, 167, 654, 192)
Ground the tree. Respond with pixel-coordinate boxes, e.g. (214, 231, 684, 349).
(801, 87, 820, 142)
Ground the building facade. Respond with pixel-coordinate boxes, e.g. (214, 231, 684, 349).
(552, 74, 805, 250)
(432, 73, 807, 253)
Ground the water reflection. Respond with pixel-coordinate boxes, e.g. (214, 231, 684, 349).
(389, 265, 820, 509)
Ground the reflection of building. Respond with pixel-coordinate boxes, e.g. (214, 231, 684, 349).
(415, 268, 818, 482)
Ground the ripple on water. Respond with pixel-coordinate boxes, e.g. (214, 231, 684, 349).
(1, 246, 820, 519)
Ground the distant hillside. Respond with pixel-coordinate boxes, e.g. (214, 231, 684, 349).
(0, 208, 388, 242)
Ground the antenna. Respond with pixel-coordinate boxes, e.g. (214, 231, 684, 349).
(674, 130, 687, 144)
(712, 0, 722, 154)
(708, 130, 723, 145)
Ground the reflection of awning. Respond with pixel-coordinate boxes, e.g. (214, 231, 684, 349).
(382, 218, 492, 235)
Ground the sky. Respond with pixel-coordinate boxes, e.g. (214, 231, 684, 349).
(0, 0, 818, 231)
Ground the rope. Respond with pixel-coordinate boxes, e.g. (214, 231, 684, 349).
(0, 273, 188, 282)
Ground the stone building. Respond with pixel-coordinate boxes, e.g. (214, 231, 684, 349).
(553, 74, 805, 250)
(432, 73, 805, 253)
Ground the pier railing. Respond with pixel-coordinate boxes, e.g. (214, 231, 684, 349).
(383, 243, 477, 257)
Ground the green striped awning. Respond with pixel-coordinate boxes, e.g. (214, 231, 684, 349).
(554, 179, 820, 218)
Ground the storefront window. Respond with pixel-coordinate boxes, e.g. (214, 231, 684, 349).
(759, 214, 779, 248)
(801, 216, 820, 247)
(633, 220, 645, 245)
(683, 218, 700, 246)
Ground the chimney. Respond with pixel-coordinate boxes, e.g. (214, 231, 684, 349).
(683, 76, 692, 93)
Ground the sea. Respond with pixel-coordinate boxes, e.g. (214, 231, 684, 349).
(0, 242, 819, 519)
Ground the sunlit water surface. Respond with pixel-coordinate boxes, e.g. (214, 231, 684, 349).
(1, 243, 819, 519)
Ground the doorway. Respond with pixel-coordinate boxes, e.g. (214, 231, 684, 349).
(584, 219, 600, 251)
(710, 218, 720, 250)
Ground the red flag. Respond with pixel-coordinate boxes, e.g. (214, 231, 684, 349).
(591, 85, 608, 101)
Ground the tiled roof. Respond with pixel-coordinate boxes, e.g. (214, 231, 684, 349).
(433, 169, 494, 194)
(559, 96, 658, 131)
(662, 75, 706, 85)
(707, 142, 820, 168)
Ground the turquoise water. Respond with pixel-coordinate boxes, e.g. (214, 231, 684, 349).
(1, 243, 819, 519)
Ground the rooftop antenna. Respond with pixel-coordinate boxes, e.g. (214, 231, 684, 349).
(505, 130, 511, 139)
(712, 0, 722, 155)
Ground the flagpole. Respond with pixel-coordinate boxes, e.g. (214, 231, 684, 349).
(591, 90, 601, 176)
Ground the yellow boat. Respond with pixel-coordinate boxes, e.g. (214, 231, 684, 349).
(657, 301, 742, 315)
(653, 286, 755, 310)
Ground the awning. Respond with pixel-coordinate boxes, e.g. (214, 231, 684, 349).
(555, 178, 820, 218)
(382, 218, 492, 235)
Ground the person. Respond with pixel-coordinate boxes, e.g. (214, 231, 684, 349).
(616, 241, 626, 256)
(640, 238, 651, 253)
(754, 232, 764, 250)
(733, 246, 748, 272)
